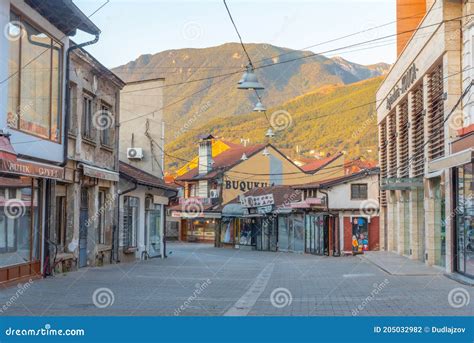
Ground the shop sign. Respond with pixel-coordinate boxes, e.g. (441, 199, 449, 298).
(225, 180, 269, 192)
(257, 205, 273, 214)
(386, 63, 418, 110)
(240, 194, 274, 208)
(0, 159, 64, 180)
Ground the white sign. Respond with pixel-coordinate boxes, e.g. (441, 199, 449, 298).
(239, 194, 275, 208)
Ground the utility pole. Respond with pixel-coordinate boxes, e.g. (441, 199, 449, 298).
(161, 120, 165, 259)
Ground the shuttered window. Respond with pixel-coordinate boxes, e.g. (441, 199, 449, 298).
(411, 85, 425, 177)
(427, 65, 445, 161)
(398, 101, 409, 178)
(388, 111, 397, 178)
(379, 120, 388, 206)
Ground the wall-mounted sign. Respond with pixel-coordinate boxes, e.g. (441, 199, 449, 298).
(0, 159, 64, 180)
(386, 63, 418, 111)
(240, 194, 275, 208)
(257, 205, 273, 214)
(225, 180, 269, 192)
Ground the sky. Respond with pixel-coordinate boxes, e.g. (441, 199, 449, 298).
(74, 0, 397, 69)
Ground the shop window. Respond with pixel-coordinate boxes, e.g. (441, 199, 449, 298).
(351, 184, 368, 200)
(98, 190, 106, 245)
(6, 11, 62, 142)
(352, 217, 369, 252)
(0, 177, 39, 267)
(55, 196, 66, 247)
(456, 163, 473, 277)
(123, 196, 139, 248)
(82, 95, 94, 140)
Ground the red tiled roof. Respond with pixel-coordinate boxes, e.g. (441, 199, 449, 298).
(176, 144, 266, 181)
(119, 161, 177, 191)
(293, 167, 380, 189)
(301, 153, 343, 172)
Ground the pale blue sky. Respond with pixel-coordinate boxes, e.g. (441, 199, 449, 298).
(74, 0, 397, 69)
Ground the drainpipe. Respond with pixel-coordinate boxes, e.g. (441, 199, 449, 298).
(61, 34, 100, 167)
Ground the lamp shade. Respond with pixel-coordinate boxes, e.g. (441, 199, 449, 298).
(265, 128, 275, 138)
(253, 101, 266, 112)
(238, 65, 264, 90)
(262, 147, 270, 156)
(241, 153, 248, 161)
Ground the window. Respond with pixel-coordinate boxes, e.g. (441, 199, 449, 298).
(123, 196, 139, 248)
(97, 190, 106, 244)
(82, 95, 94, 140)
(351, 184, 368, 200)
(0, 176, 40, 267)
(100, 105, 113, 146)
(55, 196, 66, 247)
(7, 11, 62, 142)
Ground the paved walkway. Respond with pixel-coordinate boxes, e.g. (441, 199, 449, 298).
(0, 243, 472, 316)
(362, 251, 442, 275)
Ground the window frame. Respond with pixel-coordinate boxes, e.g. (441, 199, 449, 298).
(7, 8, 63, 143)
(351, 183, 368, 200)
(55, 195, 66, 247)
(82, 93, 95, 141)
(97, 189, 106, 245)
(99, 103, 113, 147)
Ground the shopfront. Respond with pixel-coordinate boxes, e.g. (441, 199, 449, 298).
(0, 153, 65, 284)
(278, 213, 305, 253)
(454, 161, 474, 278)
(304, 213, 327, 255)
(181, 217, 219, 243)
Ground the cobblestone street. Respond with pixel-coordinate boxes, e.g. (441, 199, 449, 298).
(0, 243, 472, 316)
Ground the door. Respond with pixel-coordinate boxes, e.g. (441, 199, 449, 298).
(146, 205, 162, 258)
(79, 189, 88, 268)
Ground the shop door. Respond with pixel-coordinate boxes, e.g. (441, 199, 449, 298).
(291, 214, 305, 253)
(305, 214, 326, 255)
(352, 217, 369, 253)
(146, 205, 162, 258)
(79, 189, 88, 268)
(256, 218, 277, 251)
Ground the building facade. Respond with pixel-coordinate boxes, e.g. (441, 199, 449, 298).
(49, 47, 125, 272)
(118, 78, 177, 261)
(377, 0, 474, 279)
(0, 0, 101, 284)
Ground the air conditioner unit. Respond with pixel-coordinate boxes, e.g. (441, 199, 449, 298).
(209, 189, 219, 198)
(127, 148, 143, 160)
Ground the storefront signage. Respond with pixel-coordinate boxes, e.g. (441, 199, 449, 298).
(82, 164, 119, 182)
(225, 180, 269, 192)
(257, 205, 273, 214)
(240, 194, 275, 208)
(386, 63, 418, 110)
(0, 159, 64, 180)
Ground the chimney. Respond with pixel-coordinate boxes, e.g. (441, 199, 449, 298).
(198, 134, 213, 175)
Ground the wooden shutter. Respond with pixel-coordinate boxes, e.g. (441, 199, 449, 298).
(427, 65, 444, 160)
(411, 85, 424, 177)
(398, 101, 409, 178)
(379, 120, 388, 206)
(388, 111, 397, 178)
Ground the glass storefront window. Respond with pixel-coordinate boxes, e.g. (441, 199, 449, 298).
(0, 176, 38, 268)
(221, 218, 235, 244)
(433, 178, 446, 267)
(456, 163, 474, 278)
(238, 219, 253, 246)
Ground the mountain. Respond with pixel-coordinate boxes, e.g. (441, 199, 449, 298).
(112, 43, 388, 126)
(164, 76, 383, 171)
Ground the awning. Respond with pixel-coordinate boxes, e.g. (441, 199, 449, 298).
(171, 211, 221, 219)
(427, 149, 473, 173)
(81, 164, 119, 182)
(381, 177, 423, 190)
(222, 203, 246, 217)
